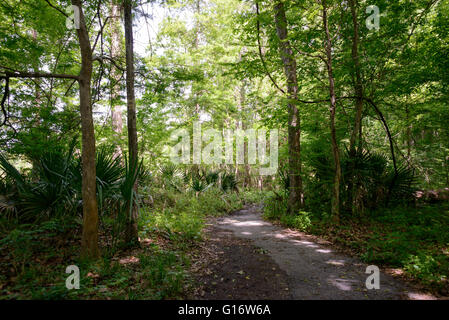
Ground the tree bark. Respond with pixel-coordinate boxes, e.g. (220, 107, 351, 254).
(1, 1, 100, 259)
(348, 0, 363, 154)
(194, 0, 201, 48)
(347, 0, 364, 215)
(73, 0, 100, 259)
(406, 104, 412, 166)
(30, 29, 41, 179)
(322, 0, 341, 223)
(124, 0, 139, 244)
(274, 1, 304, 214)
(238, 69, 250, 189)
(110, 1, 123, 158)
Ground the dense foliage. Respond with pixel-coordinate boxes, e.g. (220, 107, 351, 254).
(0, 0, 448, 298)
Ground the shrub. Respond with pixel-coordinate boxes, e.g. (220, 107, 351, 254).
(263, 191, 288, 220)
(280, 211, 312, 231)
(404, 253, 448, 289)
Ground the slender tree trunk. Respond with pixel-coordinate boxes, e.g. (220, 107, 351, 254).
(73, 0, 100, 259)
(322, 0, 341, 223)
(234, 84, 241, 182)
(347, 0, 364, 215)
(124, 0, 139, 244)
(234, 114, 240, 182)
(348, 0, 363, 153)
(445, 154, 449, 187)
(274, 1, 304, 214)
(30, 29, 41, 178)
(238, 75, 251, 189)
(406, 104, 412, 166)
(191, 0, 202, 178)
(194, 0, 201, 48)
(4, 1, 100, 259)
(110, 1, 123, 158)
(239, 47, 250, 188)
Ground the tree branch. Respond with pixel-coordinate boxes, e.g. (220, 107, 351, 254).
(363, 97, 397, 173)
(255, 3, 285, 95)
(0, 68, 79, 81)
(44, 0, 69, 18)
(93, 55, 125, 72)
(1, 77, 9, 127)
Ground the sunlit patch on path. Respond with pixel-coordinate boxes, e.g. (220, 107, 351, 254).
(215, 206, 435, 300)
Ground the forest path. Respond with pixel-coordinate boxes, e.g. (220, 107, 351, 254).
(193, 205, 436, 300)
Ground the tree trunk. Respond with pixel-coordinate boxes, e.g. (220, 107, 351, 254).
(445, 154, 449, 187)
(348, 0, 363, 154)
(73, 0, 100, 259)
(274, 1, 304, 214)
(238, 70, 251, 189)
(110, 1, 123, 158)
(3, 1, 100, 259)
(239, 47, 250, 188)
(406, 104, 412, 166)
(30, 29, 41, 179)
(124, 0, 139, 244)
(194, 0, 201, 48)
(322, 0, 341, 223)
(347, 0, 364, 215)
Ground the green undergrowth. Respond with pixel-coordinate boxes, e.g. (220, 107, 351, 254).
(262, 191, 312, 231)
(0, 188, 264, 299)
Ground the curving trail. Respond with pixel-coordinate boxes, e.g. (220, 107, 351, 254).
(198, 205, 435, 300)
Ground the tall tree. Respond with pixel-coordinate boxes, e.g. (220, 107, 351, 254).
(110, 0, 124, 158)
(274, 0, 304, 214)
(347, 0, 364, 214)
(73, 0, 100, 258)
(348, 0, 363, 154)
(322, 0, 341, 222)
(124, 0, 139, 244)
(0, 0, 100, 258)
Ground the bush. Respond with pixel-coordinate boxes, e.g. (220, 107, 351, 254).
(139, 207, 204, 243)
(263, 191, 288, 220)
(262, 191, 312, 231)
(404, 253, 448, 289)
(303, 146, 417, 215)
(280, 211, 312, 231)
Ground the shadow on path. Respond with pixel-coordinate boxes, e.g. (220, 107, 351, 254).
(214, 205, 435, 300)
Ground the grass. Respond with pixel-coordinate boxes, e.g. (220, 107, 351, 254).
(0, 188, 264, 300)
(1, 245, 187, 300)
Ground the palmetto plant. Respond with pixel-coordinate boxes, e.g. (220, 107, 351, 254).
(0, 143, 146, 227)
(95, 147, 123, 214)
(205, 171, 220, 185)
(0, 141, 80, 221)
(107, 156, 144, 250)
(0, 156, 24, 219)
(305, 148, 417, 214)
(341, 149, 417, 211)
(220, 172, 238, 193)
(159, 163, 183, 192)
(191, 178, 212, 197)
(119, 157, 143, 217)
(0, 190, 18, 219)
(277, 165, 289, 192)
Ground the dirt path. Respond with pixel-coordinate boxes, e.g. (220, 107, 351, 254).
(192, 205, 436, 300)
